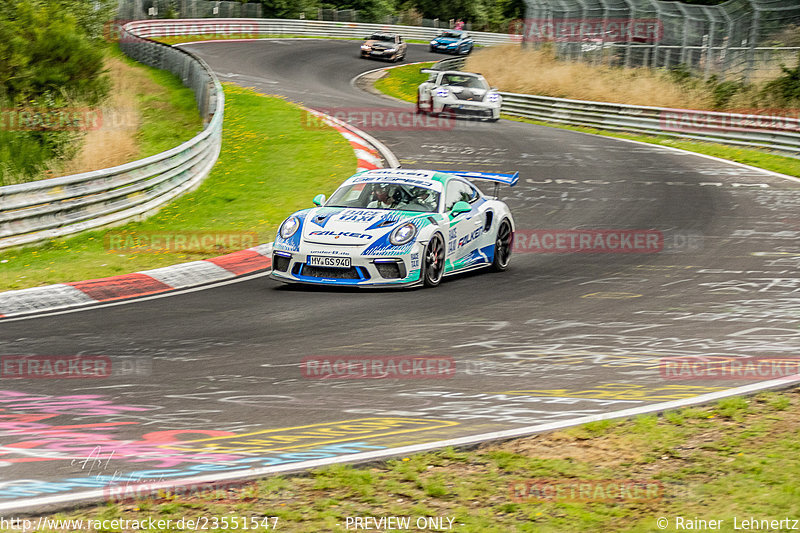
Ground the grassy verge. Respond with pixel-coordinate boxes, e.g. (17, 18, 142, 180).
(27, 387, 800, 532)
(52, 46, 202, 178)
(373, 61, 434, 102)
(1, 46, 202, 186)
(375, 62, 800, 179)
(0, 84, 354, 291)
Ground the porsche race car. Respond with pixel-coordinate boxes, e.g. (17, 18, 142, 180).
(271, 168, 517, 288)
(417, 69, 501, 121)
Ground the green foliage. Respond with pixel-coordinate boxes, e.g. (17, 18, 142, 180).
(706, 75, 745, 108)
(0, 0, 113, 182)
(761, 54, 800, 107)
(0, 1, 109, 105)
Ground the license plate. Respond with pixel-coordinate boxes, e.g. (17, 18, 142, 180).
(307, 256, 351, 268)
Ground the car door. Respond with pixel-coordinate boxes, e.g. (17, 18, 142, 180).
(443, 178, 485, 269)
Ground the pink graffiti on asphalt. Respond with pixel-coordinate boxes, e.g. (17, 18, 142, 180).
(0, 390, 151, 416)
(0, 391, 245, 467)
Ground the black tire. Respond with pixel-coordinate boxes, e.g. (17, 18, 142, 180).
(422, 234, 445, 287)
(491, 219, 513, 271)
(416, 95, 425, 114)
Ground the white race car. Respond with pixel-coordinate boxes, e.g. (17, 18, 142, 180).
(417, 69, 501, 121)
(271, 168, 517, 288)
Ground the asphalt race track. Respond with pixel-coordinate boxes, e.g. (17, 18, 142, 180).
(2, 39, 799, 512)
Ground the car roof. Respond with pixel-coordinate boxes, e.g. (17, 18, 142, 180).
(369, 32, 397, 38)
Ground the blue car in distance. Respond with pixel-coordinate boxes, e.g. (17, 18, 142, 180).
(429, 30, 474, 55)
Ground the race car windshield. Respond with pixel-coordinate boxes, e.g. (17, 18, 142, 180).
(440, 31, 462, 38)
(441, 75, 488, 89)
(326, 182, 441, 212)
(370, 34, 394, 42)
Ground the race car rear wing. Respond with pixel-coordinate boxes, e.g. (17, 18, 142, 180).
(436, 170, 519, 198)
(440, 170, 519, 186)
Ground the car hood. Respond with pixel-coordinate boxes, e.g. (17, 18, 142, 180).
(444, 85, 488, 100)
(433, 37, 459, 44)
(364, 39, 395, 49)
(302, 207, 424, 246)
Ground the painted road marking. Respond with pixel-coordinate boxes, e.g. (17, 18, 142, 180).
(159, 418, 459, 454)
(496, 384, 727, 401)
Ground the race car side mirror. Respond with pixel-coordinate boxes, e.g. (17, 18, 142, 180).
(450, 201, 471, 217)
(420, 68, 435, 74)
(313, 194, 326, 206)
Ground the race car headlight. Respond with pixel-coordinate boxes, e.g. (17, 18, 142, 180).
(487, 92, 501, 103)
(385, 47, 396, 52)
(279, 216, 300, 239)
(430, 40, 438, 44)
(361, 44, 371, 50)
(435, 88, 450, 98)
(389, 223, 417, 246)
(447, 43, 458, 47)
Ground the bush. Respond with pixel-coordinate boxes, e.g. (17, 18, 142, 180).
(761, 54, 800, 107)
(0, 0, 112, 183)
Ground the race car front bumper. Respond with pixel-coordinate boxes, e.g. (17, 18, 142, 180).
(435, 100, 500, 119)
(270, 244, 424, 287)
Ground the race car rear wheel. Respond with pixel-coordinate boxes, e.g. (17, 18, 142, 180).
(491, 219, 513, 271)
(423, 234, 445, 287)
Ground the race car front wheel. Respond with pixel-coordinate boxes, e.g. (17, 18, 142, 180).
(491, 219, 513, 271)
(423, 234, 445, 287)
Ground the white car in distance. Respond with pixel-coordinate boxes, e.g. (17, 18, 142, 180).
(417, 69, 501, 122)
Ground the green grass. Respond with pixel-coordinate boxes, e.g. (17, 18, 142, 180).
(25, 389, 800, 532)
(373, 61, 434, 103)
(0, 84, 354, 291)
(116, 49, 204, 159)
(375, 62, 800, 180)
(0, 46, 201, 187)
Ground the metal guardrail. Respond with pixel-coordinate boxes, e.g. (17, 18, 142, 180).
(0, 24, 224, 250)
(497, 93, 800, 156)
(429, 56, 800, 156)
(125, 18, 518, 46)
